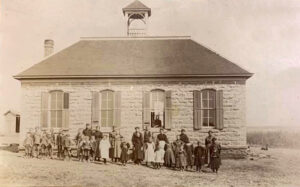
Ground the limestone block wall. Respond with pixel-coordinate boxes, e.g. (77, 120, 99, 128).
(20, 79, 247, 158)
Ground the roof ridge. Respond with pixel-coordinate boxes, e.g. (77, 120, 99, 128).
(80, 36, 191, 40)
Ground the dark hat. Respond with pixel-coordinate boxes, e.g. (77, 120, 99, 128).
(208, 130, 213, 133)
(212, 137, 217, 141)
(160, 127, 164, 131)
(135, 127, 140, 130)
(181, 129, 185, 132)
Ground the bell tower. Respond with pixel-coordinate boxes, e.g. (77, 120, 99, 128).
(122, 0, 151, 37)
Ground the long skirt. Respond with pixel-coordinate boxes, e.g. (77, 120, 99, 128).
(133, 144, 144, 161)
(155, 149, 165, 163)
(176, 153, 187, 168)
(113, 140, 122, 158)
(185, 145, 194, 166)
(95, 140, 101, 158)
(164, 149, 175, 166)
(210, 157, 221, 170)
(120, 148, 129, 162)
(144, 144, 155, 162)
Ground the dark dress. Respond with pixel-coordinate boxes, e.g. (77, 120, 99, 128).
(180, 133, 190, 144)
(210, 143, 221, 171)
(93, 130, 103, 158)
(131, 132, 144, 162)
(184, 143, 194, 166)
(194, 145, 205, 170)
(173, 140, 185, 168)
(109, 131, 117, 158)
(120, 142, 130, 163)
(164, 144, 175, 166)
(143, 131, 152, 143)
(205, 135, 214, 164)
(157, 133, 169, 144)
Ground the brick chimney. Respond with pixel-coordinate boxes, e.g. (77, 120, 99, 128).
(44, 39, 54, 57)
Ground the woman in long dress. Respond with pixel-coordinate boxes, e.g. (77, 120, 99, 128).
(131, 127, 144, 164)
(164, 143, 175, 168)
(113, 131, 123, 162)
(100, 135, 110, 164)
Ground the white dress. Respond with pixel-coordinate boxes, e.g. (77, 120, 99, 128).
(155, 141, 166, 163)
(144, 142, 155, 162)
(100, 139, 111, 159)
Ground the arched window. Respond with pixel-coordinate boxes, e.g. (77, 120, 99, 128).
(50, 91, 64, 128)
(201, 89, 216, 127)
(150, 89, 165, 128)
(101, 90, 114, 127)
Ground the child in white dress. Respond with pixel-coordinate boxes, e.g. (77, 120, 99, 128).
(100, 135, 111, 164)
(144, 138, 155, 166)
(154, 140, 166, 169)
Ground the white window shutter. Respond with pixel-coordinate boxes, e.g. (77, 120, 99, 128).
(164, 90, 172, 130)
(216, 90, 224, 130)
(114, 91, 121, 127)
(142, 91, 151, 126)
(193, 90, 202, 130)
(41, 92, 49, 128)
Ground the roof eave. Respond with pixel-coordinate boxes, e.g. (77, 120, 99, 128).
(13, 73, 253, 80)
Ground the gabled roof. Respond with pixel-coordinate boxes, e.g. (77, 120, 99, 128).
(123, 0, 151, 16)
(14, 36, 253, 80)
(4, 110, 20, 116)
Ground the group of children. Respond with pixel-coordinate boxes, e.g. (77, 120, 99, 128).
(23, 126, 221, 173)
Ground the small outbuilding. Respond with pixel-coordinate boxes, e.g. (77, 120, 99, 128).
(2, 110, 20, 135)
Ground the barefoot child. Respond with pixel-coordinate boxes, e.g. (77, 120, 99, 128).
(23, 132, 33, 158)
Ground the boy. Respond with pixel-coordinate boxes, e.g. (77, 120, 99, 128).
(210, 137, 221, 173)
(46, 131, 55, 159)
(120, 138, 130, 166)
(63, 133, 72, 161)
(23, 132, 33, 158)
(75, 128, 83, 160)
(194, 141, 205, 172)
(40, 131, 48, 159)
(32, 127, 41, 158)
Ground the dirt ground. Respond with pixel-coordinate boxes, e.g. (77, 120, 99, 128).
(0, 147, 299, 187)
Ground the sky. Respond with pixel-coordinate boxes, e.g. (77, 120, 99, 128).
(0, 0, 300, 127)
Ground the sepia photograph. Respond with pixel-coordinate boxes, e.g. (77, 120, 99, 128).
(0, 0, 299, 186)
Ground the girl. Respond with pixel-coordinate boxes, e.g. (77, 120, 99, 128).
(178, 145, 187, 171)
(164, 143, 175, 168)
(144, 138, 155, 166)
(120, 138, 130, 166)
(100, 135, 111, 164)
(81, 136, 91, 162)
(154, 140, 165, 169)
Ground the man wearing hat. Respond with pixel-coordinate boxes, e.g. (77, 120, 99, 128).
(156, 128, 169, 144)
(205, 130, 214, 166)
(179, 129, 189, 144)
(131, 127, 144, 164)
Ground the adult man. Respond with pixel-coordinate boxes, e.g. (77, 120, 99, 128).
(205, 130, 214, 166)
(83, 123, 93, 139)
(131, 127, 144, 164)
(56, 129, 64, 159)
(156, 128, 169, 144)
(93, 126, 103, 161)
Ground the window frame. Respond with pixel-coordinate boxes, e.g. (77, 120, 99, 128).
(49, 90, 64, 128)
(150, 89, 166, 129)
(100, 89, 115, 128)
(201, 89, 216, 128)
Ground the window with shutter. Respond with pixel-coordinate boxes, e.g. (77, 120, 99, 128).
(100, 90, 115, 127)
(114, 91, 121, 127)
(201, 89, 216, 127)
(50, 91, 64, 128)
(165, 91, 172, 130)
(193, 90, 201, 130)
(142, 91, 151, 127)
(63, 92, 70, 128)
(150, 89, 165, 129)
(216, 90, 224, 130)
(91, 91, 100, 127)
(41, 92, 49, 128)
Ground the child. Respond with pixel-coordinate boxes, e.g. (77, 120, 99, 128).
(90, 136, 97, 161)
(173, 135, 184, 170)
(184, 142, 194, 170)
(63, 133, 72, 161)
(100, 135, 110, 164)
(194, 141, 205, 172)
(75, 129, 83, 160)
(210, 137, 221, 173)
(178, 145, 187, 171)
(56, 130, 64, 159)
(23, 132, 33, 158)
(46, 131, 55, 159)
(40, 131, 48, 159)
(32, 127, 41, 158)
(144, 138, 155, 167)
(120, 138, 130, 166)
(164, 143, 175, 168)
(154, 140, 166, 169)
(82, 136, 91, 162)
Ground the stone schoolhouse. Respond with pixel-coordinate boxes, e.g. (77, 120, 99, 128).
(14, 0, 252, 158)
